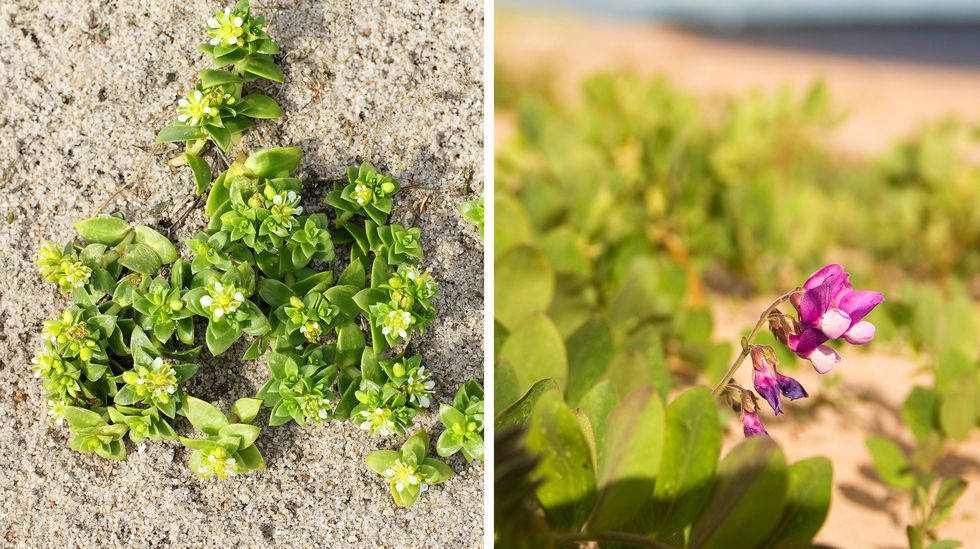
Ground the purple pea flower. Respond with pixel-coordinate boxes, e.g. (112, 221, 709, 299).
(751, 346, 808, 415)
(752, 347, 782, 415)
(790, 264, 884, 373)
(742, 409, 769, 437)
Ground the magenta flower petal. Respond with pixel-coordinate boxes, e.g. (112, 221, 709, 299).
(754, 366, 783, 415)
(818, 308, 852, 339)
(808, 345, 841, 374)
(776, 373, 808, 400)
(789, 328, 829, 356)
(803, 264, 844, 290)
(799, 283, 831, 326)
(843, 320, 876, 345)
(838, 290, 884, 325)
(742, 410, 769, 437)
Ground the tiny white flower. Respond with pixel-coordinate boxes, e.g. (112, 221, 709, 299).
(299, 325, 307, 334)
(209, 37, 221, 46)
(200, 295, 213, 307)
(227, 36, 237, 45)
(207, 17, 220, 28)
(398, 329, 407, 338)
(167, 386, 175, 394)
(420, 484, 428, 493)
(152, 357, 164, 368)
(419, 396, 430, 408)
(213, 308, 224, 318)
(233, 16, 243, 26)
(178, 98, 189, 107)
(209, 454, 218, 462)
(177, 114, 189, 122)
(360, 411, 371, 417)
(273, 194, 283, 205)
(408, 475, 418, 485)
(138, 443, 147, 454)
(384, 468, 395, 477)
(381, 326, 391, 335)
(359, 421, 372, 430)
(193, 90, 203, 100)
(287, 191, 297, 202)
(214, 281, 223, 291)
(224, 7, 231, 17)
(234, 292, 244, 301)
(395, 481, 404, 492)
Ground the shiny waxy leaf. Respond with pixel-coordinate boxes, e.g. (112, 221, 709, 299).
(525, 390, 596, 531)
(761, 457, 833, 547)
(499, 313, 567, 395)
(648, 387, 722, 542)
(689, 437, 788, 549)
(75, 216, 131, 246)
(585, 386, 665, 532)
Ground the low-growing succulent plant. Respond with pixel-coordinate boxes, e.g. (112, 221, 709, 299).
(365, 429, 453, 508)
(155, 0, 285, 193)
(28, 0, 480, 513)
(437, 379, 484, 462)
(457, 193, 483, 240)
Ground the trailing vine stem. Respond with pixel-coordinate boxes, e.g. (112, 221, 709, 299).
(710, 291, 796, 397)
(554, 531, 675, 548)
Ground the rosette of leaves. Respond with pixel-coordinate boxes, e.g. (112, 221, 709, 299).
(113, 326, 198, 419)
(354, 262, 438, 352)
(200, 0, 282, 79)
(179, 396, 266, 479)
(365, 429, 453, 508)
(255, 348, 339, 426)
(351, 350, 428, 437)
(457, 194, 484, 240)
(132, 265, 195, 345)
(63, 406, 128, 460)
(107, 405, 177, 443)
(437, 379, 484, 462)
(155, 81, 281, 158)
(255, 268, 362, 348)
(325, 161, 400, 226)
(376, 223, 423, 265)
(200, 147, 321, 278)
(379, 355, 436, 409)
(182, 265, 270, 355)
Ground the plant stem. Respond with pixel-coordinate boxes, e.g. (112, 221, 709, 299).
(554, 531, 674, 548)
(710, 291, 795, 397)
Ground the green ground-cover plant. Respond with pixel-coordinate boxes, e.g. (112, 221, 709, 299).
(495, 68, 980, 546)
(458, 193, 484, 240)
(156, 0, 284, 193)
(30, 1, 482, 511)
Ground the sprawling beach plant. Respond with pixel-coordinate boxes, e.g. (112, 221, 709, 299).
(29, 1, 482, 511)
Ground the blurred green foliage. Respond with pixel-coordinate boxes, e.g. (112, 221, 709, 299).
(494, 68, 980, 547)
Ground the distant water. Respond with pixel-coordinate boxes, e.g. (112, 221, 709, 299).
(499, 1, 980, 69)
(500, 0, 980, 26)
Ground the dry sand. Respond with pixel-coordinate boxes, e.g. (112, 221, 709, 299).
(0, 1, 483, 547)
(496, 12, 980, 548)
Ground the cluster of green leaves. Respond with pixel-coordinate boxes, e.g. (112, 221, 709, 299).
(866, 434, 967, 549)
(156, 0, 284, 193)
(365, 429, 453, 508)
(437, 379, 484, 462)
(495, 385, 832, 548)
(458, 193, 484, 240)
(33, 217, 202, 461)
(864, 282, 978, 548)
(179, 396, 266, 479)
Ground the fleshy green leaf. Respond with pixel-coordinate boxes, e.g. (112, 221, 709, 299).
(184, 396, 229, 436)
(586, 386, 665, 532)
(688, 437, 788, 549)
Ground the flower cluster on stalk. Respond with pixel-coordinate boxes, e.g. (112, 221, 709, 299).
(729, 264, 883, 437)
